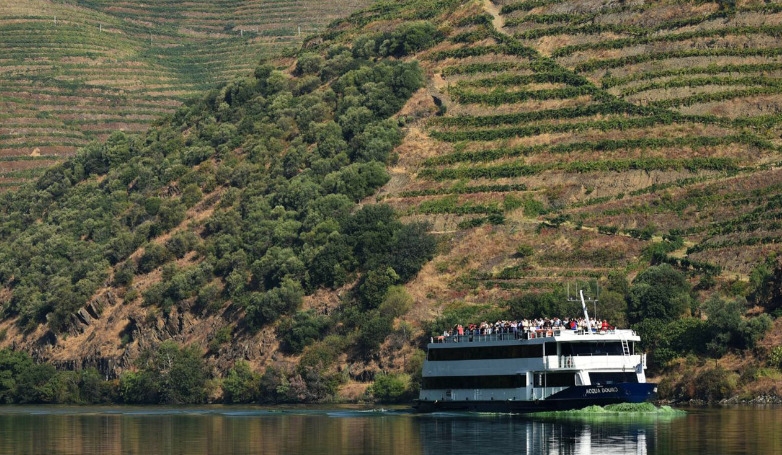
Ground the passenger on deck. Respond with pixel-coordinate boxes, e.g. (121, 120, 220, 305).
(435, 316, 615, 342)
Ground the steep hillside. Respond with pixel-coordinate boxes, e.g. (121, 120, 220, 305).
(387, 0, 782, 303)
(0, 0, 373, 189)
(1, 0, 782, 404)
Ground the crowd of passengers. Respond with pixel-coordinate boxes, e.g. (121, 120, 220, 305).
(439, 317, 613, 340)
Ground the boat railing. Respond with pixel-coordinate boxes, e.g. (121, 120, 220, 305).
(430, 332, 521, 343)
(430, 328, 633, 344)
(557, 354, 640, 369)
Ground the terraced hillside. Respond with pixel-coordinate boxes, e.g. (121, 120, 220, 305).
(0, 0, 372, 188)
(380, 0, 782, 310)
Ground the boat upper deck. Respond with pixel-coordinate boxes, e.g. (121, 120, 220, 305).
(428, 328, 640, 348)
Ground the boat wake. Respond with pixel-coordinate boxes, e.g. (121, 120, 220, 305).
(533, 402, 685, 419)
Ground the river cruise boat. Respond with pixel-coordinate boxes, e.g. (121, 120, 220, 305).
(415, 293, 657, 413)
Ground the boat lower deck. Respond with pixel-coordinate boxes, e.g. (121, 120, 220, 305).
(415, 383, 657, 413)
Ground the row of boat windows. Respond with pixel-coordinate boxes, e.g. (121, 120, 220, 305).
(427, 342, 627, 361)
(590, 372, 638, 384)
(563, 342, 626, 356)
(421, 373, 577, 389)
(421, 372, 639, 390)
(422, 375, 527, 389)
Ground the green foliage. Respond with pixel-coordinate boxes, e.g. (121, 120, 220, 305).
(208, 325, 233, 353)
(138, 243, 173, 274)
(0, 34, 436, 342)
(0, 1, 446, 401)
(449, 85, 595, 106)
(354, 21, 443, 58)
(222, 361, 261, 404)
(379, 286, 413, 319)
(769, 346, 782, 369)
(697, 296, 771, 356)
(113, 260, 137, 287)
(244, 279, 304, 330)
(506, 289, 572, 319)
(14, 362, 60, 404)
(369, 372, 412, 402)
(749, 255, 782, 310)
(165, 231, 200, 259)
(120, 341, 210, 404)
(598, 290, 628, 329)
(323, 162, 390, 202)
(75, 368, 116, 404)
(0, 349, 33, 403)
(627, 264, 692, 324)
(418, 157, 737, 181)
(0, 349, 117, 404)
(515, 244, 534, 258)
(575, 47, 782, 73)
(295, 53, 325, 76)
(501, 0, 562, 14)
(633, 317, 709, 369)
(256, 340, 344, 403)
(693, 366, 736, 402)
(356, 311, 394, 354)
(278, 310, 330, 354)
(358, 267, 400, 310)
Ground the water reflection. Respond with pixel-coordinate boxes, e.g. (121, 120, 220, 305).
(0, 407, 423, 455)
(418, 413, 660, 455)
(3, 405, 782, 455)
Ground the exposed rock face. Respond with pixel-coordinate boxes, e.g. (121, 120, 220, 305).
(14, 286, 285, 381)
(66, 291, 115, 336)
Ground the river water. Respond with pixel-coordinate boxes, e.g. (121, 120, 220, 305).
(0, 405, 779, 454)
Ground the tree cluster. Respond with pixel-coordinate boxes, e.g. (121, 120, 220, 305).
(0, 19, 439, 404)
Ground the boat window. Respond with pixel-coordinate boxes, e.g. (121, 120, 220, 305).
(589, 372, 638, 384)
(422, 374, 527, 389)
(532, 372, 575, 387)
(560, 342, 623, 356)
(427, 344, 543, 361)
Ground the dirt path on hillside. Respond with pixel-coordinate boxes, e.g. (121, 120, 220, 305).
(483, 0, 508, 35)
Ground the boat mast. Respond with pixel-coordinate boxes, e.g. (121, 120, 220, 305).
(568, 283, 596, 332)
(579, 290, 592, 332)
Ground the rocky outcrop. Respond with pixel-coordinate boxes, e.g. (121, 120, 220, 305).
(66, 291, 117, 336)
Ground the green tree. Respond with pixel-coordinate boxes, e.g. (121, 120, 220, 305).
(78, 367, 115, 404)
(295, 53, 325, 76)
(223, 361, 261, 403)
(278, 310, 330, 354)
(356, 310, 393, 354)
(0, 349, 34, 403)
(634, 317, 709, 369)
(379, 286, 413, 318)
(627, 264, 691, 324)
(597, 290, 628, 328)
(358, 267, 399, 310)
(369, 372, 411, 402)
(15, 363, 58, 404)
(124, 341, 210, 404)
(245, 278, 304, 329)
(138, 243, 172, 274)
(388, 21, 442, 56)
(702, 296, 772, 355)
